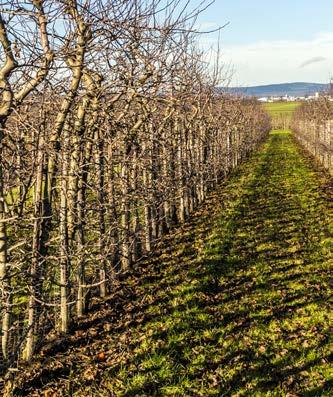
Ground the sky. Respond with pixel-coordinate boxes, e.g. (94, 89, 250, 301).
(190, 0, 333, 86)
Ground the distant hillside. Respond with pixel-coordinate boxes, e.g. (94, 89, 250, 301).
(223, 82, 329, 97)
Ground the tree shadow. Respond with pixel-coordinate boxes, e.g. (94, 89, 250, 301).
(10, 132, 333, 397)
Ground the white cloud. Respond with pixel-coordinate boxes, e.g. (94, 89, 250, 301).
(220, 33, 333, 85)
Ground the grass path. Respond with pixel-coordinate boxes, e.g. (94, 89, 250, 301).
(10, 130, 333, 397)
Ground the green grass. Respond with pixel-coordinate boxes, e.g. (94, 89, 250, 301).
(262, 102, 301, 114)
(263, 102, 302, 129)
(262, 101, 301, 117)
(11, 130, 333, 397)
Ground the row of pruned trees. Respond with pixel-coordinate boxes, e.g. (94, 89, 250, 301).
(292, 99, 333, 174)
(0, 0, 271, 372)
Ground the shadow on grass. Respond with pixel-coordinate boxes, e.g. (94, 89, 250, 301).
(10, 131, 333, 397)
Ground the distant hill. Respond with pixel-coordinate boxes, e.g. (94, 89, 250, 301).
(223, 82, 329, 97)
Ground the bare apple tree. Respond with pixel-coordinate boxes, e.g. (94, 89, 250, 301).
(0, 0, 271, 375)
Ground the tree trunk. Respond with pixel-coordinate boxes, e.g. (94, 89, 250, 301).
(59, 124, 70, 333)
(0, 120, 10, 363)
(23, 138, 44, 360)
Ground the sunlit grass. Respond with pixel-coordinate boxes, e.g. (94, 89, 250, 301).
(84, 130, 331, 397)
(13, 130, 333, 397)
(263, 101, 302, 117)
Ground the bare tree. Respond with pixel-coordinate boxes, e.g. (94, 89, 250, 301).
(292, 99, 333, 174)
(0, 0, 271, 377)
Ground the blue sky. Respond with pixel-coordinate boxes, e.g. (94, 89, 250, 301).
(190, 0, 333, 85)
